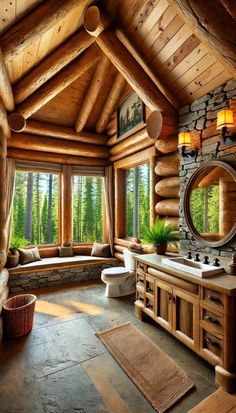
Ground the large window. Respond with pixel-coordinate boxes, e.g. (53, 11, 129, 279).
(126, 163, 150, 239)
(12, 171, 59, 246)
(73, 176, 104, 243)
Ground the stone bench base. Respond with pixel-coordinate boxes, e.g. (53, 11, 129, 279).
(8, 257, 120, 292)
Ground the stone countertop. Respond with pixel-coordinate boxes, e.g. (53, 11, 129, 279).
(135, 253, 236, 296)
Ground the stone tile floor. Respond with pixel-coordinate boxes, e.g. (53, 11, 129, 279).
(0, 281, 217, 412)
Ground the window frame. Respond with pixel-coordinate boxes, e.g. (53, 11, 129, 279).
(114, 147, 158, 243)
(71, 173, 106, 246)
(13, 166, 62, 249)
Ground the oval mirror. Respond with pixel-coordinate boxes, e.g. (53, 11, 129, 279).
(184, 160, 236, 247)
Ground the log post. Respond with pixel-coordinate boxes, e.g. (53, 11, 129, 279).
(0, 49, 14, 111)
(62, 165, 73, 246)
(155, 199, 180, 217)
(1, 0, 87, 61)
(75, 56, 110, 132)
(8, 133, 109, 158)
(96, 73, 126, 133)
(16, 45, 101, 119)
(13, 30, 95, 104)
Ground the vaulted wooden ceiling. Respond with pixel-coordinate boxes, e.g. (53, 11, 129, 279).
(0, 0, 235, 142)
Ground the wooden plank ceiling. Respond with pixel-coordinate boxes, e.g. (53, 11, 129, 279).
(0, 0, 234, 138)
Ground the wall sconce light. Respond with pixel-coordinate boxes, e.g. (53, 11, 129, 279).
(178, 131, 197, 158)
(216, 109, 236, 144)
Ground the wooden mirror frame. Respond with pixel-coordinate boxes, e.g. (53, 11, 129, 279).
(184, 160, 236, 247)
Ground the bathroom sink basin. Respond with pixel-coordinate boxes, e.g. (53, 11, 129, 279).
(162, 257, 224, 278)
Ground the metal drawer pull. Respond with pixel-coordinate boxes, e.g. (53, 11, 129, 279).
(205, 315, 220, 325)
(207, 295, 221, 303)
(205, 337, 220, 348)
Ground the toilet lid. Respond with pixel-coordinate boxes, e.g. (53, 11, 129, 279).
(102, 267, 130, 276)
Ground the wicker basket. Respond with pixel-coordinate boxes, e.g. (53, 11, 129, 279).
(2, 294, 37, 338)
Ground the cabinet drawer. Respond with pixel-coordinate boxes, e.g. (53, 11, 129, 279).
(201, 329, 223, 366)
(136, 287, 144, 304)
(202, 288, 223, 311)
(136, 262, 147, 274)
(146, 276, 154, 295)
(136, 271, 145, 287)
(145, 295, 154, 313)
(201, 306, 223, 334)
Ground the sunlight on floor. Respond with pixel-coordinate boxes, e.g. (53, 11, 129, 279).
(35, 299, 104, 316)
(67, 300, 104, 315)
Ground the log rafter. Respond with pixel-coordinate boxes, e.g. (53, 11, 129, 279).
(16, 45, 102, 119)
(0, 49, 14, 112)
(84, 6, 175, 113)
(96, 72, 126, 133)
(13, 29, 95, 105)
(74, 56, 110, 132)
(1, 0, 88, 61)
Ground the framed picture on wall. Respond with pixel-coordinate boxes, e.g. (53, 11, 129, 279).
(117, 92, 145, 140)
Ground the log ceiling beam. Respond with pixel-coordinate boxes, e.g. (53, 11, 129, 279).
(13, 29, 95, 105)
(0, 49, 14, 112)
(84, 6, 175, 113)
(16, 45, 102, 119)
(74, 56, 110, 132)
(219, 0, 236, 20)
(8, 132, 110, 159)
(169, 0, 236, 78)
(0, 0, 88, 61)
(7, 116, 107, 145)
(96, 73, 126, 134)
(7, 148, 110, 166)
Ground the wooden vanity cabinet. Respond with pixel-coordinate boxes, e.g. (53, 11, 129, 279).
(135, 254, 236, 393)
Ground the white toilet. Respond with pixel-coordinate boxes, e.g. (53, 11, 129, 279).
(101, 249, 137, 298)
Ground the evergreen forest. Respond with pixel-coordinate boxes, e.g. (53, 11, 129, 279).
(126, 163, 150, 239)
(190, 185, 219, 234)
(12, 172, 59, 246)
(12, 173, 104, 247)
(73, 176, 103, 243)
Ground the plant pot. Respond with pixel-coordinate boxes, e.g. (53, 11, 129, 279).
(154, 244, 167, 255)
(6, 250, 19, 268)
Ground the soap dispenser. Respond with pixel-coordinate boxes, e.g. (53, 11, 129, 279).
(228, 253, 236, 276)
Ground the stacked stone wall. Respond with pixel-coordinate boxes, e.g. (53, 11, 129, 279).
(179, 79, 236, 263)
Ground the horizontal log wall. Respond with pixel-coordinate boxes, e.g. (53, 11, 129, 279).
(179, 78, 236, 259)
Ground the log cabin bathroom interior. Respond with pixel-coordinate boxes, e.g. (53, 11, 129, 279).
(0, 0, 236, 412)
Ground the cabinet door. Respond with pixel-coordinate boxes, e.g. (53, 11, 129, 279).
(173, 289, 199, 351)
(155, 280, 173, 332)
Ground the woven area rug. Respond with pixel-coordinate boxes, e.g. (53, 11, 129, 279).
(188, 388, 236, 413)
(96, 322, 194, 413)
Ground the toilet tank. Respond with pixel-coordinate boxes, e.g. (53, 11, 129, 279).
(123, 249, 137, 271)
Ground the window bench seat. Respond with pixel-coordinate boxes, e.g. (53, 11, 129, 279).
(8, 256, 119, 293)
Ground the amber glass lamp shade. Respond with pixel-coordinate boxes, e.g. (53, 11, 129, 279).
(216, 109, 234, 130)
(178, 131, 191, 148)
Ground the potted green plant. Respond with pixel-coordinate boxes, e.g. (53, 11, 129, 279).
(6, 236, 29, 268)
(142, 217, 178, 255)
